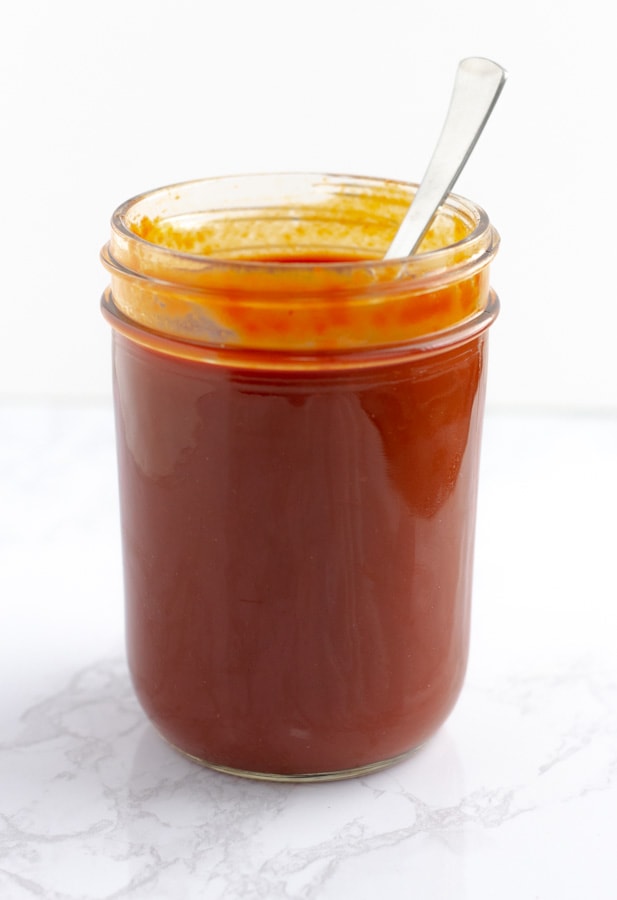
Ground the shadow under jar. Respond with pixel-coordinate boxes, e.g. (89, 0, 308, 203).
(101, 173, 500, 781)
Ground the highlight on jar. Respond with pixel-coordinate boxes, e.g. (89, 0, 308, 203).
(100, 58, 506, 782)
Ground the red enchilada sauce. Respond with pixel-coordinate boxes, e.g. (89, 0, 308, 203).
(102, 175, 498, 778)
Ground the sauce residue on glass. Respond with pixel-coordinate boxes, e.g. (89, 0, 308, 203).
(115, 195, 487, 353)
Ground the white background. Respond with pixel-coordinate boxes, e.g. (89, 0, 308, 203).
(1, 0, 615, 411)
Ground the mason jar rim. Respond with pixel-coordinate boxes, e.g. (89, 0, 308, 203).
(107, 171, 497, 273)
(101, 172, 499, 359)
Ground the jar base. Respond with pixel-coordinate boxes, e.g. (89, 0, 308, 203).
(169, 741, 421, 782)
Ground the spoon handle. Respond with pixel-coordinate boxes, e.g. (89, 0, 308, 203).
(384, 57, 507, 259)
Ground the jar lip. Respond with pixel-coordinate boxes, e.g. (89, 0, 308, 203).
(103, 172, 499, 355)
(109, 171, 497, 272)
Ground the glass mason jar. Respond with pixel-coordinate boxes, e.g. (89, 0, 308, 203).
(101, 173, 499, 781)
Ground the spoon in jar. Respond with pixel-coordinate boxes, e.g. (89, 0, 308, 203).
(384, 57, 507, 259)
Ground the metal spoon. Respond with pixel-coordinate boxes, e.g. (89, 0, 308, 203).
(384, 57, 507, 259)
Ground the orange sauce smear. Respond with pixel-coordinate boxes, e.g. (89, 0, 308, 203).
(122, 213, 485, 351)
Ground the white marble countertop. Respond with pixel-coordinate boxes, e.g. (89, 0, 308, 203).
(1, 405, 616, 899)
